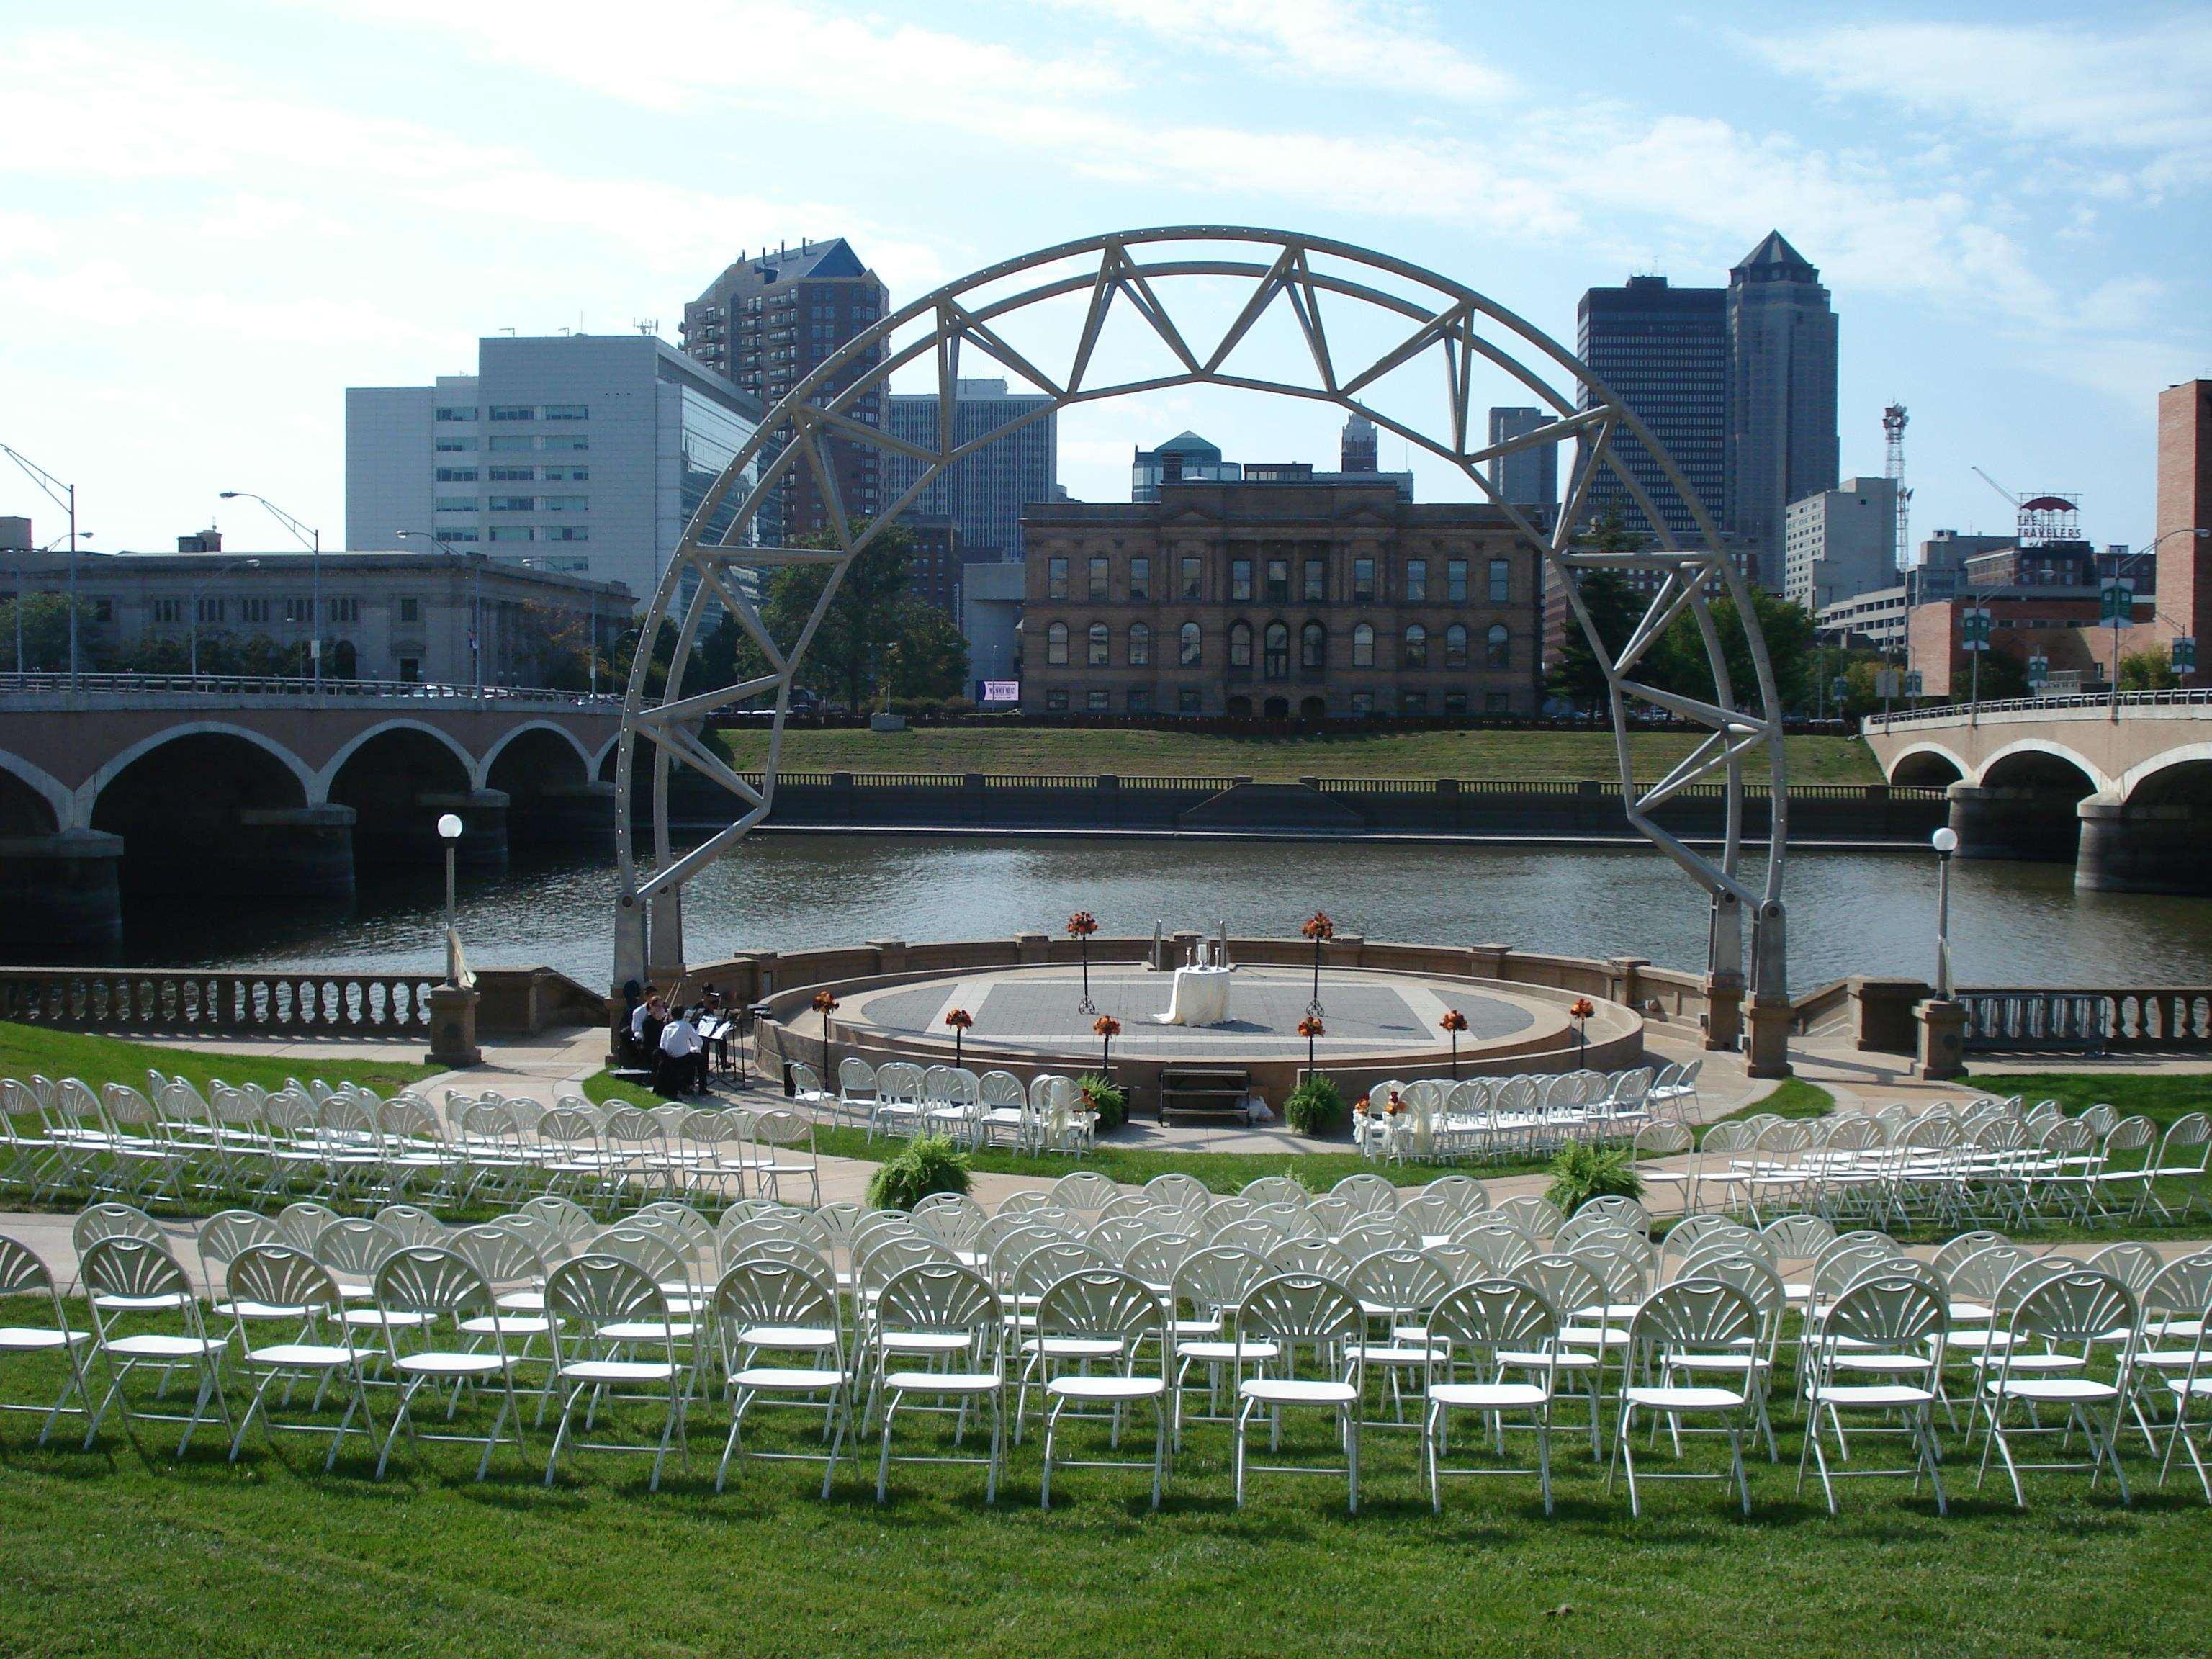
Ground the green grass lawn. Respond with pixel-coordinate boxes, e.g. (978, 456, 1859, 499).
(0, 1022, 439, 1102)
(0, 1336, 2206, 1659)
(1972, 1071, 2211, 1130)
(714, 725, 1883, 785)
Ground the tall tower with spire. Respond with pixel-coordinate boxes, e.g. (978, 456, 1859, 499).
(1725, 230, 1839, 588)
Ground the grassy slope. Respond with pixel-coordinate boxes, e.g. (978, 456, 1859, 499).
(714, 726, 1883, 784)
(0, 1022, 439, 1100)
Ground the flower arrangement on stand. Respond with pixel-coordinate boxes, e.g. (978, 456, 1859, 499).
(811, 989, 839, 1086)
(1094, 1012, 1120, 1077)
(1569, 997, 1595, 1066)
(1300, 911, 1334, 1016)
(1067, 911, 1100, 1014)
(1439, 1007, 1469, 1078)
(944, 1006, 973, 1068)
(1298, 1014, 1324, 1079)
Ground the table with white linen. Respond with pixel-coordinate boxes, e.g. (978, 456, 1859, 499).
(1155, 965, 1233, 1028)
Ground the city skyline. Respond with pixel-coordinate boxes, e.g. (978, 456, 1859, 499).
(3, 2, 2206, 559)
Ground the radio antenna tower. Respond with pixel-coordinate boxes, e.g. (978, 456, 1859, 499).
(1883, 403, 1910, 574)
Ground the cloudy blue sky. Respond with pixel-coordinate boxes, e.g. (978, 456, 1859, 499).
(3, 1, 2206, 556)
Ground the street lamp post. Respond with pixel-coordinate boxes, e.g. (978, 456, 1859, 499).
(3, 444, 81, 691)
(1931, 826, 1959, 1001)
(396, 531, 481, 696)
(438, 812, 464, 985)
(220, 492, 322, 689)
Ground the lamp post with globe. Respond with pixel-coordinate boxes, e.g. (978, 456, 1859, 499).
(426, 812, 480, 1067)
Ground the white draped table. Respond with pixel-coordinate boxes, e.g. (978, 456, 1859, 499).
(1155, 964, 1233, 1028)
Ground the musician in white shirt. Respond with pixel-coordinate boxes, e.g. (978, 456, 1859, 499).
(657, 1007, 707, 1095)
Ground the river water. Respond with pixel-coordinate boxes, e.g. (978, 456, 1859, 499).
(108, 834, 2212, 995)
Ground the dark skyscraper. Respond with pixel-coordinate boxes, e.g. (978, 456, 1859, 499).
(1575, 276, 1729, 545)
(884, 378, 1058, 562)
(1486, 406, 1560, 518)
(1726, 231, 1840, 588)
(679, 237, 888, 545)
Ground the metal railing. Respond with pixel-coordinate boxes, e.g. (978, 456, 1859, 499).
(722, 769, 1939, 802)
(1864, 688, 2212, 732)
(0, 670, 620, 708)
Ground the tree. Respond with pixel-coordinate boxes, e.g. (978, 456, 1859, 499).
(885, 599, 969, 702)
(2119, 647, 2179, 691)
(509, 602, 596, 691)
(0, 593, 101, 673)
(1545, 512, 1644, 714)
(760, 522, 922, 710)
(1650, 587, 1817, 714)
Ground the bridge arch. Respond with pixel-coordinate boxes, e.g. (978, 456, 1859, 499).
(1974, 739, 2110, 796)
(485, 721, 606, 848)
(0, 750, 72, 835)
(1951, 739, 2103, 867)
(1885, 742, 1968, 790)
(86, 725, 321, 894)
(2116, 741, 2212, 806)
(326, 719, 483, 866)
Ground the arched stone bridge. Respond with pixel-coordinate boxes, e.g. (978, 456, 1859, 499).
(1861, 692, 2212, 891)
(0, 685, 621, 945)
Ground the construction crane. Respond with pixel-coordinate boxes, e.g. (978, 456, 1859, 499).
(1972, 465, 2018, 509)
(1884, 404, 1911, 572)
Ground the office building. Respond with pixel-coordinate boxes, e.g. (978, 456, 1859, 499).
(1133, 431, 1412, 504)
(1575, 276, 1728, 545)
(1486, 406, 1560, 516)
(678, 238, 889, 545)
(884, 378, 1058, 561)
(0, 543, 627, 685)
(1019, 476, 1541, 719)
(961, 559, 1025, 691)
(1726, 233, 1840, 587)
(346, 333, 760, 606)
(1783, 475, 1897, 612)
(1133, 432, 1242, 501)
(1340, 413, 1379, 474)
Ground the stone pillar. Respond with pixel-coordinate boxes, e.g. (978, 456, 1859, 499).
(1916, 997, 1969, 1080)
(1703, 970, 1745, 1051)
(518, 781, 616, 849)
(868, 938, 909, 975)
(427, 983, 482, 1068)
(1017, 930, 1050, 965)
(0, 830, 125, 948)
(1850, 977, 1933, 1054)
(1332, 931, 1366, 968)
(1606, 956, 1650, 1009)
(1745, 996, 1795, 1079)
(418, 790, 509, 870)
(1947, 783, 2082, 864)
(1468, 942, 1513, 981)
(2076, 798, 2209, 894)
(235, 804, 356, 899)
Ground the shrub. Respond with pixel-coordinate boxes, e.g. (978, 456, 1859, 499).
(1078, 1073, 1128, 1131)
(1282, 1074, 1346, 1136)
(1545, 1141, 1642, 1216)
(867, 1134, 973, 1209)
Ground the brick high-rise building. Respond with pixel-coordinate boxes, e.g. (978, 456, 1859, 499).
(678, 238, 888, 545)
(2156, 379, 2212, 670)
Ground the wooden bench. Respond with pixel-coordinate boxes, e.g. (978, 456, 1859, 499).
(1159, 1066, 1251, 1125)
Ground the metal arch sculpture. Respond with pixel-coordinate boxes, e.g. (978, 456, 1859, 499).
(613, 227, 1789, 1012)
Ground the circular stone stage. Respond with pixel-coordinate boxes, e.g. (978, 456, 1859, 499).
(822, 961, 1635, 1105)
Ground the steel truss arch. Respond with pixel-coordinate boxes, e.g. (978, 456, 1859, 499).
(613, 227, 1789, 1020)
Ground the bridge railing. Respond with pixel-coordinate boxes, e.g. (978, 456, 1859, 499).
(1863, 688, 2212, 732)
(0, 670, 620, 708)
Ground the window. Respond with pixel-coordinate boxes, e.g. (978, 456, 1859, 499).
(1349, 689, 1373, 715)
(488, 466, 534, 482)
(1488, 557, 1510, 602)
(435, 497, 476, 512)
(398, 657, 421, 683)
(1129, 556, 1150, 600)
(283, 597, 313, 624)
(1046, 621, 1069, 665)
(1405, 558, 1427, 603)
(91, 598, 114, 623)
(544, 436, 591, 455)
(1265, 558, 1288, 602)
(397, 596, 421, 624)
(488, 495, 534, 511)
(435, 405, 478, 422)
(1230, 558, 1253, 601)
(1088, 556, 1110, 601)
(1445, 623, 1468, 668)
(1403, 624, 1428, 668)
(1352, 622, 1375, 667)
(434, 436, 477, 453)
(488, 436, 533, 453)
(1485, 691, 1511, 713)
(1087, 622, 1109, 666)
(1227, 620, 1252, 668)
(1300, 621, 1326, 671)
(435, 467, 479, 482)
(1262, 621, 1289, 680)
(439, 529, 479, 543)
(1485, 624, 1509, 670)
(1179, 621, 1202, 666)
(1177, 687, 1201, 714)
(1087, 688, 1110, 711)
(149, 597, 184, 624)
(1444, 691, 1468, 714)
(1127, 688, 1151, 714)
(1047, 689, 1069, 711)
(488, 405, 534, 421)
(324, 598, 358, 624)
(1048, 557, 1069, 600)
(238, 598, 269, 624)
(543, 526, 588, 541)
(1179, 556, 1202, 599)
(1128, 622, 1150, 666)
(544, 465, 588, 482)
(489, 526, 534, 542)
(1303, 558, 1325, 601)
(1401, 690, 1429, 716)
(1444, 558, 1467, 603)
(1353, 557, 1375, 601)
(543, 495, 588, 511)
(544, 404, 588, 420)
(195, 597, 222, 625)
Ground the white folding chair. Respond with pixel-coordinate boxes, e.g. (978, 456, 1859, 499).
(77, 1236, 231, 1457)
(869, 1261, 1006, 1503)
(0, 1233, 91, 1444)
(711, 1256, 853, 1498)
(1424, 1277, 1561, 1514)
(222, 1243, 379, 1470)
(544, 1252, 693, 1491)
(1800, 1269, 1950, 1515)
(1231, 1272, 1367, 1513)
(1033, 1267, 1171, 1510)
